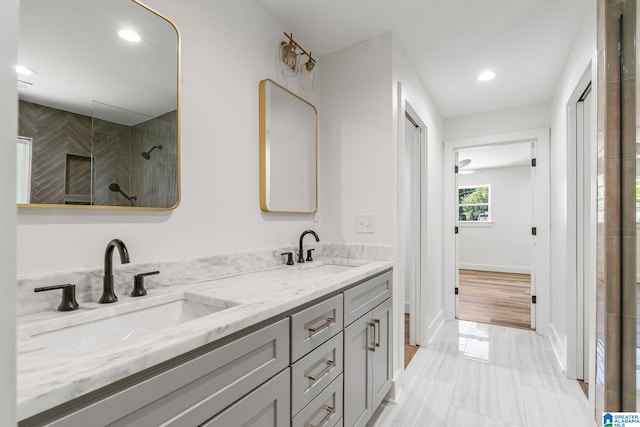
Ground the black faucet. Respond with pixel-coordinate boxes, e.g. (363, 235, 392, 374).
(100, 239, 130, 303)
(297, 230, 319, 263)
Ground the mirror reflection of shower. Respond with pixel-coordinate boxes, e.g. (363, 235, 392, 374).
(141, 144, 163, 160)
(108, 183, 136, 206)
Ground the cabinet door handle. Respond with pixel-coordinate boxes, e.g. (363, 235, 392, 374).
(369, 322, 376, 352)
(375, 319, 381, 347)
(310, 405, 335, 427)
(308, 359, 335, 381)
(308, 317, 335, 333)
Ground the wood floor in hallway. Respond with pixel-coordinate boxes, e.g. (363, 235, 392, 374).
(404, 314, 419, 367)
(458, 269, 531, 330)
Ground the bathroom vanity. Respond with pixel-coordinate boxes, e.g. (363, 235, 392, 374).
(16, 247, 393, 427)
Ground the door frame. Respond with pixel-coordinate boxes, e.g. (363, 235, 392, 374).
(566, 65, 595, 381)
(443, 128, 551, 336)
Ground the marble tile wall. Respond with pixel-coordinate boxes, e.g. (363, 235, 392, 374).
(596, 0, 637, 421)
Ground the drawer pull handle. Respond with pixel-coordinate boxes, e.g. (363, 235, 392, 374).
(308, 317, 335, 333)
(308, 359, 335, 381)
(369, 322, 376, 352)
(310, 405, 335, 427)
(375, 319, 381, 347)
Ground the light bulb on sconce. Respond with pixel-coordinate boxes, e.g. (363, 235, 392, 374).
(280, 41, 298, 76)
(299, 57, 317, 93)
(279, 32, 317, 92)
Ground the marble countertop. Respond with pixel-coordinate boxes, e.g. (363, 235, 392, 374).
(16, 255, 393, 420)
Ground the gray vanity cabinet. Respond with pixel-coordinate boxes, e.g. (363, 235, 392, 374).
(343, 271, 393, 427)
(21, 268, 392, 427)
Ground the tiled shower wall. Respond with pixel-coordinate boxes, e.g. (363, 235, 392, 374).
(17, 101, 177, 208)
(18, 101, 92, 204)
(130, 110, 179, 208)
(596, 0, 637, 422)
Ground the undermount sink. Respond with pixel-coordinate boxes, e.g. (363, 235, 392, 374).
(306, 264, 357, 274)
(31, 295, 237, 358)
(302, 260, 366, 274)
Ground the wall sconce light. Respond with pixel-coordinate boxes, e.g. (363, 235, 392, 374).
(280, 32, 317, 91)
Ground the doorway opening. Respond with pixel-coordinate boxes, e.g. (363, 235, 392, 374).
(443, 128, 550, 335)
(455, 142, 535, 329)
(402, 104, 427, 367)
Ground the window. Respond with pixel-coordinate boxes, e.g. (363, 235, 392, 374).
(458, 185, 490, 221)
(16, 136, 32, 204)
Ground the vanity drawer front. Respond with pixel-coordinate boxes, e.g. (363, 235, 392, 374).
(343, 271, 392, 326)
(200, 368, 290, 427)
(34, 319, 289, 427)
(292, 374, 343, 427)
(291, 293, 343, 361)
(292, 331, 343, 415)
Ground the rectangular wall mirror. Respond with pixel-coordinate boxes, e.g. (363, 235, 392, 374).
(259, 79, 317, 214)
(16, 0, 180, 209)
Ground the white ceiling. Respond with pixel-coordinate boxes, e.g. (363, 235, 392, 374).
(258, 0, 589, 118)
(457, 142, 532, 171)
(17, 0, 178, 125)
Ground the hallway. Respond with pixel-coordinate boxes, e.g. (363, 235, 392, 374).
(371, 320, 588, 426)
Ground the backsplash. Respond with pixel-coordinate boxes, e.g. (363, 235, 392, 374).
(16, 243, 392, 316)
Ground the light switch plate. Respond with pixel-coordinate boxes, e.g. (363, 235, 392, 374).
(356, 214, 375, 234)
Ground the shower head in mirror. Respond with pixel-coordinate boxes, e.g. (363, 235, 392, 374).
(108, 182, 136, 206)
(141, 144, 162, 160)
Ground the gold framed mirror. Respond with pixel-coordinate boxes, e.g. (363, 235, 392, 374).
(17, 0, 180, 210)
(259, 79, 318, 214)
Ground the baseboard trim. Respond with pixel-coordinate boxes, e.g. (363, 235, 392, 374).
(458, 263, 531, 275)
(548, 323, 567, 373)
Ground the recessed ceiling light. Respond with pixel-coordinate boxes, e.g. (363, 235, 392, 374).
(118, 29, 141, 43)
(15, 65, 36, 76)
(477, 71, 496, 82)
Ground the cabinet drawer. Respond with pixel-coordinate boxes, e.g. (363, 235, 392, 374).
(200, 368, 290, 427)
(343, 271, 392, 326)
(292, 374, 343, 427)
(291, 294, 343, 361)
(292, 332, 343, 415)
(39, 318, 290, 427)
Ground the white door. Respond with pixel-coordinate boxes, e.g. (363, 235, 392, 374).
(404, 112, 421, 346)
(576, 84, 593, 382)
(454, 151, 460, 319)
(530, 142, 537, 330)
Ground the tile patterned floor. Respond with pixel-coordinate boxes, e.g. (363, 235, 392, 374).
(370, 320, 589, 427)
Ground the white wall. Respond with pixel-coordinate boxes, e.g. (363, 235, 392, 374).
(444, 103, 550, 141)
(458, 166, 532, 273)
(318, 35, 394, 244)
(319, 33, 445, 392)
(16, 0, 322, 276)
(0, 0, 18, 423)
(548, 2, 595, 371)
